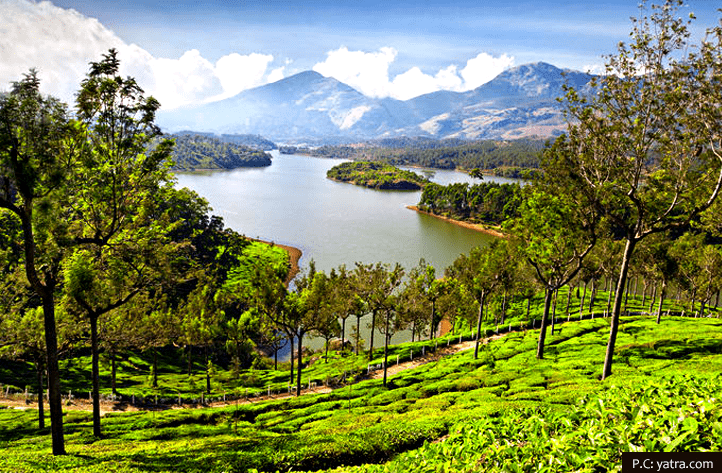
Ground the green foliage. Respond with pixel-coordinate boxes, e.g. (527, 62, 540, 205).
(418, 181, 522, 225)
(304, 138, 544, 171)
(164, 134, 273, 171)
(327, 161, 430, 190)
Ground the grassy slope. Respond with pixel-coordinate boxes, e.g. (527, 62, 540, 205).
(1, 310, 721, 473)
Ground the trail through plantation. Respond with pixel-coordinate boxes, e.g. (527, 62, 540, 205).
(1, 333, 509, 415)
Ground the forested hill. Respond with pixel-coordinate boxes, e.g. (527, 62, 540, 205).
(174, 131, 277, 150)
(166, 134, 273, 171)
(298, 138, 545, 173)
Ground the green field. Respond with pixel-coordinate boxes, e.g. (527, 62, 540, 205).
(1, 307, 720, 473)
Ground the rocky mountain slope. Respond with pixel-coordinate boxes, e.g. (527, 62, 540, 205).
(157, 62, 594, 143)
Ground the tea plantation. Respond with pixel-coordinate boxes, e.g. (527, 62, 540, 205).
(1, 311, 720, 472)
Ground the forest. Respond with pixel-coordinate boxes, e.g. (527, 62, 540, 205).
(417, 181, 523, 226)
(299, 138, 545, 172)
(1, 2, 722, 471)
(326, 161, 430, 190)
(163, 134, 273, 171)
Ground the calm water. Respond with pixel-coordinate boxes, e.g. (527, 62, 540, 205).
(175, 151, 514, 274)
(175, 151, 512, 353)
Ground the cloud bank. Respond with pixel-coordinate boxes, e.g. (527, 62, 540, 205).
(313, 47, 515, 100)
(1, 0, 515, 109)
(0, 0, 276, 109)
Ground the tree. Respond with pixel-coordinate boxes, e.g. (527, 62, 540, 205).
(0, 70, 79, 455)
(506, 188, 597, 359)
(62, 49, 174, 437)
(290, 263, 333, 396)
(405, 259, 445, 340)
(354, 262, 404, 362)
(447, 241, 513, 359)
(551, 0, 722, 379)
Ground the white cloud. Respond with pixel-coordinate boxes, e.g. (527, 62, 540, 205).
(0, 0, 280, 109)
(460, 53, 516, 90)
(313, 46, 398, 98)
(313, 47, 515, 100)
(582, 63, 606, 75)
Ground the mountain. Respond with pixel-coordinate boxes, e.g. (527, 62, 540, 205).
(157, 63, 594, 143)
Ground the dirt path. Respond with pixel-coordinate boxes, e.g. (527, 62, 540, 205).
(0, 334, 506, 415)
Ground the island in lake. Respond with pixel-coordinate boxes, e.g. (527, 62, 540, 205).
(326, 161, 430, 190)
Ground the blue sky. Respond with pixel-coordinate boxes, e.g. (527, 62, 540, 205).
(2, 0, 720, 108)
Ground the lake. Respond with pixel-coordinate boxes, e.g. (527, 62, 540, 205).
(175, 150, 515, 353)
(174, 150, 519, 274)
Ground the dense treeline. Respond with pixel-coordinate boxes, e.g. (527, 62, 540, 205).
(165, 134, 273, 171)
(175, 131, 277, 150)
(418, 181, 523, 225)
(327, 161, 430, 190)
(301, 138, 544, 171)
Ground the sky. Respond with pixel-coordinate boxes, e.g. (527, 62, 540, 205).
(1, 0, 720, 109)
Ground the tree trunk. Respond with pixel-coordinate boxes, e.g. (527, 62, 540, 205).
(641, 282, 648, 307)
(602, 238, 637, 380)
(42, 293, 65, 454)
(588, 279, 596, 313)
(649, 284, 657, 313)
(690, 288, 697, 317)
(526, 296, 532, 322)
(565, 286, 572, 318)
(536, 289, 553, 359)
(624, 277, 632, 308)
(36, 361, 45, 430)
(368, 310, 376, 362)
(656, 281, 667, 324)
(473, 291, 486, 359)
(579, 281, 587, 318)
(500, 292, 507, 326)
(383, 310, 391, 386)
(296, 331, 304, 396)
(341, 317, 346, 352)
(429, 300, 436, 341)
(205, 347, 211, 395)
(152, 350, 158, 388)
(606, 284, 614, 316)
(289, 335, 294, 385)
(90, 313, 101, 437)
(411, 320, 416, 343)
(550, 289, 558, 335)
(187, 345, 193, 376)
(355, 316, 362, 355)
(111, 352, 117, 395)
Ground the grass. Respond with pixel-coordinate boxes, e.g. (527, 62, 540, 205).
(1, 311, 721, 472)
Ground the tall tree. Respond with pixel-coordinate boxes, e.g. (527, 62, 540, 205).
(506, 188, 597, 359)
(551, 0, 722, 378)
(0, 70, 79, 455)
(63, 49, 174, 437)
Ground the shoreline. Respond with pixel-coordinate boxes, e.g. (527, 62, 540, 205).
(406, 205, 506, 238)
(245, 237, 303, 286)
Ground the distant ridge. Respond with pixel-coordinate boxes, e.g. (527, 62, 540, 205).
(158, 62, 595, 143)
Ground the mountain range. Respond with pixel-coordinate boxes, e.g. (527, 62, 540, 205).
(157, 62, 594, 144)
